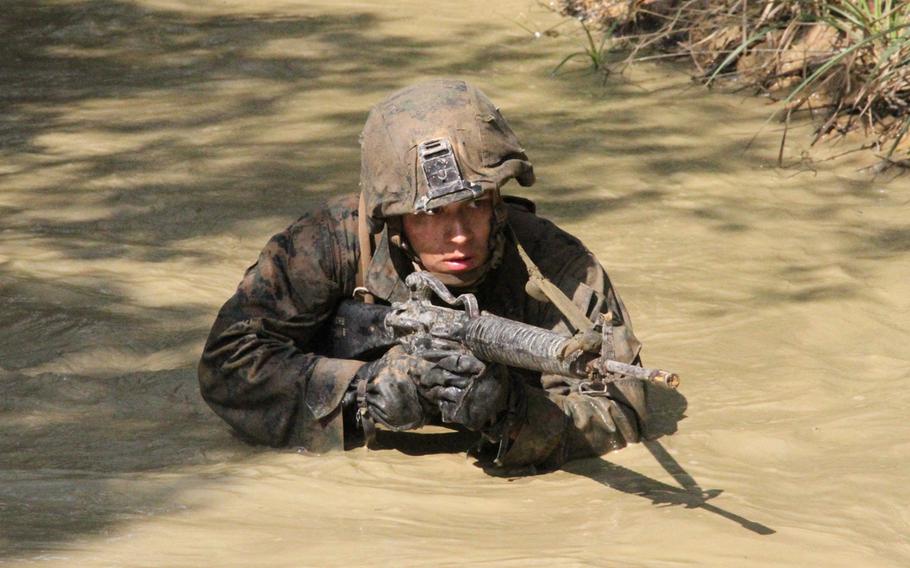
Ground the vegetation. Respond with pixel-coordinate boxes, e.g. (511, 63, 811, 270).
(556, 0, 910, 168)
(551, 19, 621, 84)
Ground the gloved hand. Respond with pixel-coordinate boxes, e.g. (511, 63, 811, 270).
(420, 348, 512, 431)
(348, 346, 436, 432)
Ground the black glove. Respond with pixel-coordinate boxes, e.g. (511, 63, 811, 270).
(420, 348, 512, 431)
(347, 346, 435, 432)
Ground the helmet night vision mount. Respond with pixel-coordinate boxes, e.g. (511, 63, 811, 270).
(414, 138, 484, 214)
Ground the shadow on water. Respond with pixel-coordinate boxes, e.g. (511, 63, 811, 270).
(3, 0, 897, 267)
(0, 368, 242, 474)
(563, 441, 776, 536)
(0, 365, 260, 555)
(0, 271, 211, 372)
(0, 0, 420, 262)
(0, 0, 440, 557)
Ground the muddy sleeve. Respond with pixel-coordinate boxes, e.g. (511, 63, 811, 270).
(197, 212, 363, 451)
(496, 253, 648, 470)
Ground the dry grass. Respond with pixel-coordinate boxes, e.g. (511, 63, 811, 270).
(558, 0, 910, 168)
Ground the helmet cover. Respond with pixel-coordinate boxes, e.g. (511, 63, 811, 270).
(359, 79, 534, 233)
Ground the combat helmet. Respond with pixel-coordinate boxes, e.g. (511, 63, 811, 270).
(358, 79, 535, 287)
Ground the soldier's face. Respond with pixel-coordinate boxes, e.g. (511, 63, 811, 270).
(402, 195, 493, 276)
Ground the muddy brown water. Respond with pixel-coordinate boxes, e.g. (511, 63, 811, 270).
(2, 1, 909, 566)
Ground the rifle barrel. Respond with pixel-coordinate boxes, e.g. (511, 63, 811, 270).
(464, 313, 679, 389)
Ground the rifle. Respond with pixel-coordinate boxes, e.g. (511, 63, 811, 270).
(326, 271, 679, 393)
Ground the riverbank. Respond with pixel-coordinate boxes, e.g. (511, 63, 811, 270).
(559, 0, 910, 169)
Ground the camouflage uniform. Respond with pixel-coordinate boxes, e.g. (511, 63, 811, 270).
(198, 80, 648, 470)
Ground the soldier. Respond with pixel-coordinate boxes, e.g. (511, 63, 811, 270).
(198, 79, 650, 471)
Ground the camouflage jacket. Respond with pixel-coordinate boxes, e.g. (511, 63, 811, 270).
(198, 194, 646, 470)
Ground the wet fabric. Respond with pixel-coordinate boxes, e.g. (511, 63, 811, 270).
(199, 80, 645, 468)
(198, 193, 647, 469)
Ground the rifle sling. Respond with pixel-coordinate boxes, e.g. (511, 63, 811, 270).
(356, 192, 376, 304)
(506, 223, 594, 335)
